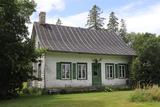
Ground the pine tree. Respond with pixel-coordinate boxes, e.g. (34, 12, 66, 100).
(119, 19, 127, 42)
(56, 18, 62, 25)
(107, 12, 119, 32)
(86, 5, 105, 30)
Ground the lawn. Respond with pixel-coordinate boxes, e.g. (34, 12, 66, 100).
(0, 91, 160, 107)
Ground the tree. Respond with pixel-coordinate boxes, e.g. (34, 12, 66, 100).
(135, 36, 160, 86)
(119, 19, 127, 42)
(107, 12, 119, 32)
(127, 33, 160, 86)
(56, 18, 62, 25)
(127, 32, 156, 54)
(0, 0, 40, 99)
(86, 5, 105, 30)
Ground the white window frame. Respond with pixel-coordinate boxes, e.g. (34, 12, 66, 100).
(105, 64, 114, 79)
(119, 64, 126, 78)
(61, 63, 71, 79)
(77, 63, 87, 80)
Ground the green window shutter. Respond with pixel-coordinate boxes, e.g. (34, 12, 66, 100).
(70, 63, 72, 80)
(56, 62, 61, 79)
(112, 64, 114, 78)
(98, 63, 101, 78)
(72, 63, 76, 79)
(126, 64, 129, 78)
(115, 64, 118, 78)
(86, 63, 88, 80)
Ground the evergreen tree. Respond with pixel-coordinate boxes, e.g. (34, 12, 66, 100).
(56, 18, 62, 25)
(0, 0, 40, 99)
(86, 5, 105, 30)
(107, 12, 119, 32)
(119, 19, 127, 42)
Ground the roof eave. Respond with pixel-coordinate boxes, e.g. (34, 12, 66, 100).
(47, 49, 137, 57)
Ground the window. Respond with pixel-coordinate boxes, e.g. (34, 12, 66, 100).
(38, 63, 41, 78)
(61, 63, 70, 79)
(105, 64, 114, 79)
(119, 64, 126, 78)
(37, 42, 40, 49)
(77, 63, 87, 80)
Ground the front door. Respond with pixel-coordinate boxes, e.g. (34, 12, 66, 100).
(92, 63, 102, 86)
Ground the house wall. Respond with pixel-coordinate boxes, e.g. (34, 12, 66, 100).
(31, 33, 46, 88)
(44, 52, 131, 88)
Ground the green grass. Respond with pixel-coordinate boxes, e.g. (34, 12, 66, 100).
(0, 91, 160, 107)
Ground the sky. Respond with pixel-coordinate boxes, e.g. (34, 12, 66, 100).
(29, 0, 160, 35)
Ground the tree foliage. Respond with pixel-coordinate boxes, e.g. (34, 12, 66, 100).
(119, 19, 127, 42)
(0, 0, 40, 99)
(86, 5, 105, 30)
(127, 33, 156, 54)
(107, 12, 119, 32)
(136, 37, 160, 86)
(56, 18, 62, 25)
(128, 33, 160, 86)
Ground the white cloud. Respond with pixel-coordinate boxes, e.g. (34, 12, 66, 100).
(61, 12, 88, 27)
(40, 12, 88, 27)
(34, 0, 65, 12)
(125, 4, 160, 34)
(117, 1, 143, 14)
(56, 2, 160, 35)
(28, 1, 160, 36)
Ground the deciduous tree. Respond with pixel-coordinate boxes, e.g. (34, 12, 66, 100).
(135, 36, 160, 86)
(0, 0, 40, 99)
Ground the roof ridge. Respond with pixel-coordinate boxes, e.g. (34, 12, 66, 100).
(34, 21, 116, 34)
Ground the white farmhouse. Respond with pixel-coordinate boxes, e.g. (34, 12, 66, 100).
(31, 12, 136, 88)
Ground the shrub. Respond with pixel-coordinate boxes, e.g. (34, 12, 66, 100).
(104, 86, 113, 92)
(130, 89, 152, 102)
(148, 85, 160, 101)
(130, 85, 160, 102)
(22, 87, 43, 96)
(104, 86, 131, 92)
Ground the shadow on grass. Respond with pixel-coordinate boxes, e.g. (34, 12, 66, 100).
(27, 100, 105, 107)
(0, 96, 105, 107)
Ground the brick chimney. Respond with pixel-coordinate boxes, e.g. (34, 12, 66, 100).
(39, 12, 46, 24)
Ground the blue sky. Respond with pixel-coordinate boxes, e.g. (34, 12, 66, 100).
(29, 0, 160, 35)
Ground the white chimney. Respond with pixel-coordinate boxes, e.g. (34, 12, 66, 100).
(39, 12, 46, 24)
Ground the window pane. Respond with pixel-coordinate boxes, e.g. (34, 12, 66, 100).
(110, 66, 112, 77)
(66, 71, 70, 78)
(110, 71, 112, 77)
(107, 66, 109, 78)
(62, 65, 65, 78)
(83, 64, 86, 79)
(83, 70, 86, 78)
(94, 71, 97, 76)
(110, 66, 112, 72)
(123, 65, 125, 77)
